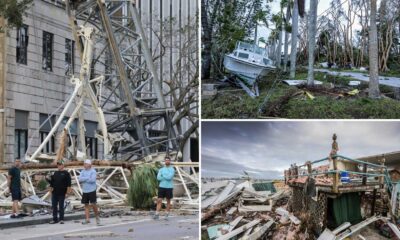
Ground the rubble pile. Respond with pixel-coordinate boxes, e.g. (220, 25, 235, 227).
(201, 179, 307, 240)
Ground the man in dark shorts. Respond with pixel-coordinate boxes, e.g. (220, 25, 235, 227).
(7, 159, 22, 218)
(79, 159, 100, 225)
(49, 160, 71, 224)
(154, 157, 175, 220)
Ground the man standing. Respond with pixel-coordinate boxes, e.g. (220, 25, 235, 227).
(154, 157, 175, 220)
(79, 159, 100, 225)
(7, 159, 22, 218)
(49, 160, 71, 224)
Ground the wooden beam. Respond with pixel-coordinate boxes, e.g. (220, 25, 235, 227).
(216, 219, 261, 240)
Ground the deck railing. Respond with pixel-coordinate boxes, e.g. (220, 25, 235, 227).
(285, 154, 392, 193)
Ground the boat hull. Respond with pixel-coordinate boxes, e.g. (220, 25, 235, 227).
(223, 55, 275, 85)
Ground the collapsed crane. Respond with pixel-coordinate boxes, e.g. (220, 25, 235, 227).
(27, 0, 179, 162)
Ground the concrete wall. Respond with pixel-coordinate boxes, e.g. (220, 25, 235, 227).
(1, 0, 198, 164)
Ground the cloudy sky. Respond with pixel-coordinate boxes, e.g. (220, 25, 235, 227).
(201, 121, 400, 179)
(257, 0, 359, 48)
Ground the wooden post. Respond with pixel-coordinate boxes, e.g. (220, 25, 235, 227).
(362, 163, 367, 185)
(306, 161, 312, 176)
(379, 156, 385, 189)
(371, 189, 377, 215)
(333, 157, 339, 193)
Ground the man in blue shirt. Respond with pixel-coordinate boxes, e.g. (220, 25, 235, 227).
(154, 157, 175, 220)
(79, 159, 100, 225)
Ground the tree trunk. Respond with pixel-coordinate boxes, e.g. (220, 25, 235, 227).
(276, 30, 283, 68)
(283, 5, 291, 72)
(290, 0, 299, 78)
(201, 0, 212, 80)
(369, 0, 380, 98)
(307, 0, 318, 86)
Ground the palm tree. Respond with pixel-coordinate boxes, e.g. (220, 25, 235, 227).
(283, 0, 292, 72)
(368, 0, 380, 98)
(289, 0, 299, 78)
(307, 0, 318, 86)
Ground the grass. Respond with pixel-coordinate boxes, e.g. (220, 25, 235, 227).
(202, 69, 400, 119)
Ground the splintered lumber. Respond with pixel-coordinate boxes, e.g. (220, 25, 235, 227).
(317, 229, 335, 240)
(336, 216, 388, 240)
(241, 220, 274, 240)
(201, 188, 243, 222)
(240, 227, 253, 240)
(387, 222, 400, 239)
(226, 207, 237, 215)
(213, 181, 236, 206)
(332, 222, 351, 235)
(228, 216, 243, 231)
(238, 204, 272, 212)
(215, 219, 261, 240)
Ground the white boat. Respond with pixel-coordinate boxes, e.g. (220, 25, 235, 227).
(223, 41, 276, 97)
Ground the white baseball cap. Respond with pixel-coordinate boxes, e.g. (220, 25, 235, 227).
(84, 159, 92, 165)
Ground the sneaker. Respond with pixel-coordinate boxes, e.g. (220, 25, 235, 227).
(59, 220, 64, 224)
(10, 214, 17, 219)
(96, 216, 100, 226)
(153, 214, 159, 220)
(49, 220, 58, 224)
(81, 220, 90, 225)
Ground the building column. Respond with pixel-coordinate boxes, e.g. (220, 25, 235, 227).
(0, 18, 6, 164)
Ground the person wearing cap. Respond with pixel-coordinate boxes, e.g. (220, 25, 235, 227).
(48, 160, 72, 224)
(79, 159, 100, 225)
(7, 159, 22, 218)
(154, 156, 175, 220)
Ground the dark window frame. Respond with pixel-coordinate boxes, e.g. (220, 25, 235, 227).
(14, 129, 28, 159)
(85, 137, 98, 159)
(16, 24, 29, 65)
(65, 38, 75, 75)
(42, 31, 54, 71)
(40, 131, 56, 153)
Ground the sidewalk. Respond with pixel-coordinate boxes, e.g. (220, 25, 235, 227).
(315, 68, 400, 88)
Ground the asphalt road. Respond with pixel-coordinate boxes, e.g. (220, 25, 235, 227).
(0, 213, 199, 240)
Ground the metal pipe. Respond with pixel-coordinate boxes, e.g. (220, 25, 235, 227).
(29, 82, 82, 161)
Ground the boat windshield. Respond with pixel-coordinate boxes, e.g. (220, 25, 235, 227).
(237, 41, 266, 56)
(237, 52, 249, 59)
(263, 58, 271, 65)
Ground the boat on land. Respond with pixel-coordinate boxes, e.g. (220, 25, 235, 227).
(223, 41, 276, 97)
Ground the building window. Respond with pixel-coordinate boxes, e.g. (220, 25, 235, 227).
(65, 39, 75, 75)
(40, 132, 56, 153)
(14, 111, 29, 160)
(86, 137, 98, 159)
(39, 114, 56, 153)
(85, 121, 98, 158)
(16, 25, 29, 65)
(42, 31, 53, 71)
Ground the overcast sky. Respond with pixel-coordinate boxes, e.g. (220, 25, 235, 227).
(256, 0, 358, 49)
(201, 121, 400, 179)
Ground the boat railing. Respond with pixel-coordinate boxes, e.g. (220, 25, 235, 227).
(236, 41, 267, 56)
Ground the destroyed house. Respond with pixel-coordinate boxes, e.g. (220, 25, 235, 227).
(285, 153, 393, 235)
